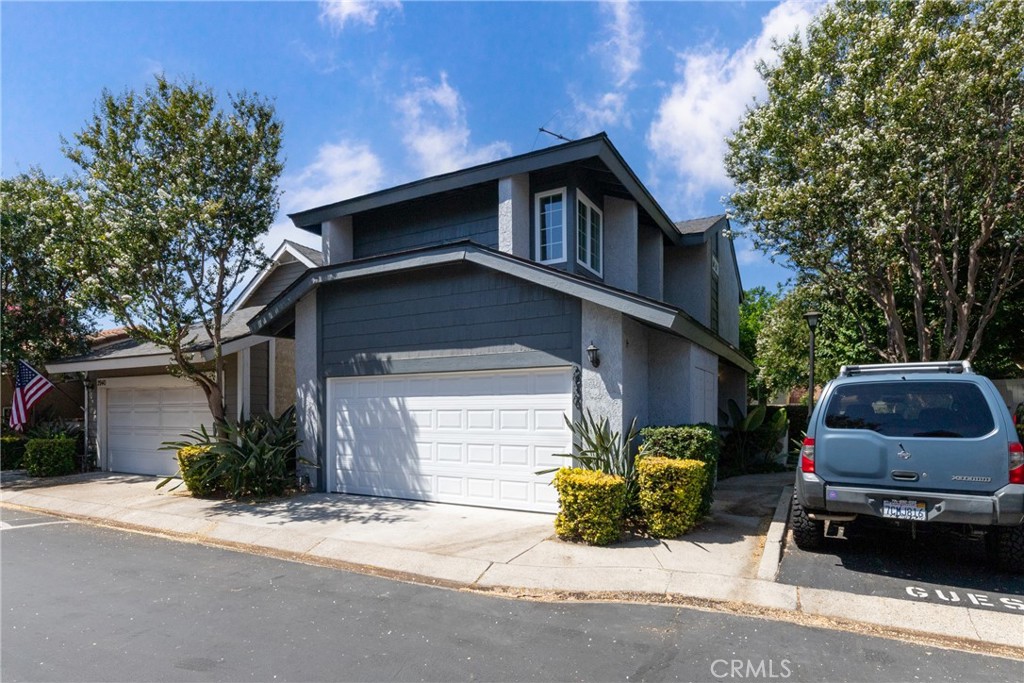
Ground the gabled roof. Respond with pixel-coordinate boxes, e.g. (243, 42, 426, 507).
(46, 307, 268, 374)
(674, 214, 728, 241)
(283, 240, 325, 266)
(228, 240, 324, 313)
(673, 214, 744, 302)
(248, 241, 754, 373)
(288, 133, 689, 247)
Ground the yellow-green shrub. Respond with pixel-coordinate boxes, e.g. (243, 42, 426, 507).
(637, 456, 707, 538)
(553, 467, 626, 546)
(177, 445, 218, 497)
(640, 424, 719, 517)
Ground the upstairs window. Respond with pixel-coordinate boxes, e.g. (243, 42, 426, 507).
(576, 192, 603, 276)
(535, 189, 566, 264)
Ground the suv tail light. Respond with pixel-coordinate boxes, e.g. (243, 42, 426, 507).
(1010, 442, 1024, 484)
(800, 437, 816, 473)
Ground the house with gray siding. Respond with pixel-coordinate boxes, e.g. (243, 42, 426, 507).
(45, 241, 322, 477)
(250, 133, 753, 513)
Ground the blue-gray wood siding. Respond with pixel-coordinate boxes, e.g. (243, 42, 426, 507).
(243, 262, 309, 308)
(320, 264, 580, 376)
(352, 183, 498, 259)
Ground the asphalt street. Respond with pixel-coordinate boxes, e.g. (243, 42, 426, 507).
(2, 508, 1021, 683)
(778, 522, 1024, 614)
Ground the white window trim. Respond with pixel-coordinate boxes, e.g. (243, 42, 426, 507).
(575, 191, 603, 277)
(534, 188, 567, 265)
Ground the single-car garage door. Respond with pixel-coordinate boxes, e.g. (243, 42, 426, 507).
(102, 377, 211, 476)
(327, 368, 573, 513)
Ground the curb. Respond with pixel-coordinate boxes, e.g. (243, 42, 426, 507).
(756, 485, 793, 581)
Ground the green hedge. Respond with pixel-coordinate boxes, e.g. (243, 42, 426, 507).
(639, 424, 718, 516)
(1016, 423, 1024, 443)
(637, 457, 707, 538)
(553, 467, 626, 546)
(1, 436, 27, 470)
(23, 437, 76, 477)
(177, 445, 219, 497)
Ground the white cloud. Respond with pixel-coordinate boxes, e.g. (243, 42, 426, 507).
(600, 0, 643, 89)
(282, 139, 385, 211)
(647, 0, 820, 207)
(734, 237, 763, 267)
(572, 1, 644, 134)
(258, 137, 386, 257)
(260, 217, 322, 256)
(319, 0, 401, 31)
(396, 73, 510, 176)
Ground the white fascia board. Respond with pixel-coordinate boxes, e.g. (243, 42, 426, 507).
(46, 354, 176, 374)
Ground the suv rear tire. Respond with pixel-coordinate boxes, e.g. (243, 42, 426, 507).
(791, 494, 825, 551)
(991, 525, 1024, 574)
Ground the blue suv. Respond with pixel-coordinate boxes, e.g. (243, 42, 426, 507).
(792, 361, 1024, 573)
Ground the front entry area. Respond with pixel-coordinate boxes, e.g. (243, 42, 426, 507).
(326, 367, 573, 513)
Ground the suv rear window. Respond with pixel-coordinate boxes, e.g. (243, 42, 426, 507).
(824, 381, 995, 438)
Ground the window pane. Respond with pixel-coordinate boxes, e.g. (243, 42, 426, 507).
(539, 194, 563, 261)
(823, 381, 995, 438)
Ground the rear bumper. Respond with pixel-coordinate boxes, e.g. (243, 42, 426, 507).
(795, 473, 1024, 526)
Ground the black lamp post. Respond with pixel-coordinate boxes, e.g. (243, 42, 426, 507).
(803, 311, 821, 413)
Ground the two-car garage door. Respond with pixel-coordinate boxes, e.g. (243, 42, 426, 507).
(327, 368, 573, 513)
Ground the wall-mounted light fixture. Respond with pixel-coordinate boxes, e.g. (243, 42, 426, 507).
(586, 342, 600, 368)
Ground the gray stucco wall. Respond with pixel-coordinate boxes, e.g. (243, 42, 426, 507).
(581, 301, 624, 435)
(319, 264, 580, 377)
(295, 291, 320, 489)
(622, 316, 649, 430)
(663, 243, 709, 326)
(647, 330, 693, 427)
(637, 224, 664, 301)
(323, 215, 353, 265)
(498, 174, 530, 258)
(353, 183, 498, 259)
(718, 231, 741, 347)
(603, 196, 638, 293)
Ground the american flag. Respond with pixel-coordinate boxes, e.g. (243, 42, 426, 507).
(9, 360, 54, 431)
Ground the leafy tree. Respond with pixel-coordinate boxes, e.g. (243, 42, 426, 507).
(726, 0, 1024, 364)
(62, 76, 283, 423)
(0, 172, 93, 377)
(739, 286, 780, 399)
(755, 284, 878, 397)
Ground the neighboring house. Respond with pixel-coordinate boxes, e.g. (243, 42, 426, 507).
(249, 133, 753, 513)
(44, 240, 322, 476)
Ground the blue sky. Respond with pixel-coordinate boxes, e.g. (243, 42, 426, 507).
(2, 0, 821, 293)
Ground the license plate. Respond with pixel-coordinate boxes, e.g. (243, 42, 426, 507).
(882, 499, 927, 521)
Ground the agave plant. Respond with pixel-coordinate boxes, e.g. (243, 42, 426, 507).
(538, 410, 642, 508)
(158, 406, 312, 499)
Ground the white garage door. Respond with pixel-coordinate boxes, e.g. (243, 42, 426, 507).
(327, 368, 573, 513)
(104, 378, 211, 476)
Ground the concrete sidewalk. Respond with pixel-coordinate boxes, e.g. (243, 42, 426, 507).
(2, 470, 1021, 652)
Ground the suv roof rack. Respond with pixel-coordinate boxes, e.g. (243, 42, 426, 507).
(839, 361, 973, 377)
